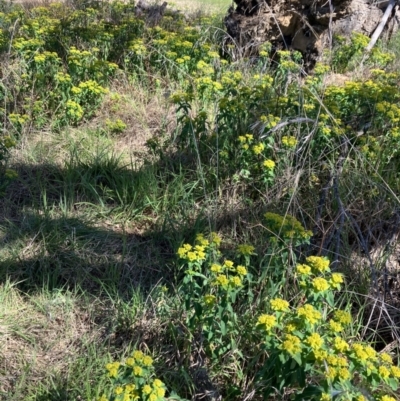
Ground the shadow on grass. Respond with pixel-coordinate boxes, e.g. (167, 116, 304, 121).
(0, 154, 210, 296)
(3, 143, 400, 401)
(0, 211, 162, 293)
(3, 149, 400, 298)
(0, 153, 216, 400)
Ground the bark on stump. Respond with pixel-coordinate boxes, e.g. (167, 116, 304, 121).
(225, 0, 400, 68)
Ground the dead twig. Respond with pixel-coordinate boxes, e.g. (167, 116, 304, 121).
(366, 0, 397, 52)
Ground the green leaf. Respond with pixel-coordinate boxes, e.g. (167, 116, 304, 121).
(389, 377, 398, 391)
(168, 391, 190, 401)
(278, 377, 286, 390)
(292, 353, 302, 366)
(220, 320, 227, 335)
(297, 366, 306, 387)
(231, 337, 237, 351)
(326, 290, 335, 307)
(185, 298, 191, 311)
(293, 330, 305, 339)
(235, 349, 244, 359)
(194, 302, 202, 318)
(279, 352, 288, 364)
(294, 385, 322, 401)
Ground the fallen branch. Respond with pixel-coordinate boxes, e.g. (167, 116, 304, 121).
(254, 117, 315, 138)
(366, 0, 397, 52)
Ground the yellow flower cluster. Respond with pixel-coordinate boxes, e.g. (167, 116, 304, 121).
(230, 276, 242, 286)
(319, 353, 350, 382)
(5, 169, 18, 179)
(270, 298, 289, 312)
(318, 122, 331, 136)
(175, 55, 190, 64)
(3, 136, 16, 148)
(169, 90, 193, 104)
(390, 365, 400, 378)
(375, 101, 400, 123)
(65, 100, 84, 121)
(13, 37, 45, 54)
(320, 393, 331, 401)
(333, 337, 349, 353)
(329, 318, 344, 331)
(78, 80, 108, 95)
(102, 350, 166, 401)
(296, 264, 311, 275)
(263, 159, 275, 169)
(215, 274, 229, 286)
(209, 232, 221, 246)
(333, 310, 352, 325)
(238, 133, 254, 150)
(214, 270, 243, 288)
(264, 212, 313, 241)
(68, 46, 95, 66)
(106, 118, 127, 133)
(9, 113, 29, 126)
(210, 261, 246, 277)
(380, 396, 396, 401)
(195, 76, 223, 92)
(330, 272, 344, 289)
(236, 265, 247, 275)
(208, 51, 219, 59)
(203, 294, 216, 306)
(177, 232, 222, 263)
(210, 263, 222, 273)
(312, 277, 330, 292)
(297, 304, 321, 325)
(197, 233, 216, 247)
(255, 253, 400, 398)
(351, 343, 377, 363)
(177, 243, 206, 263)
(129, 39, 146, 56)
(252, 142, 265, 155)
(178, 232, 247, 290)
(55, 72, 72, 84)
(351, 32, 370, 48)
(196, 60, 214, 75)
(281, 334, 302, 355)
(203, 259, 244, 289)
(236, 244, 255, 256)
(105, 361, 120, 378)
(281, 135, 298, 148)
(33, 50, 59, 64)
(306, 332, 324, 350)
(314, 63, 330, 75)
(307, 256, 330, 272)
(257, 314, 277, 331)
(71, 86, 82, 95)
(259, 113, 280, 129)
(295, 256, 345, 294)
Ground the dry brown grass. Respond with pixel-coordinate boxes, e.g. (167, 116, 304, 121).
(169, 0, 231, 13)
(0, 284, 103, 396)
(94, 77, 176, 164)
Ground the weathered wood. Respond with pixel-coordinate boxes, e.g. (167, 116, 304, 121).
(134, 0, 168, 26)
(225, 0, 399, 68)
(366, 0, 396, 51)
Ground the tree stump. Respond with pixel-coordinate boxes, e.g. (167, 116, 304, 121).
(224, 0, 400, 68)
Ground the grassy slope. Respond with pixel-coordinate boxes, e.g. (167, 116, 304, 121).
(170, 0, 232, 12)
(0, 77, 188, 398)
(1, 1, 400, 400)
